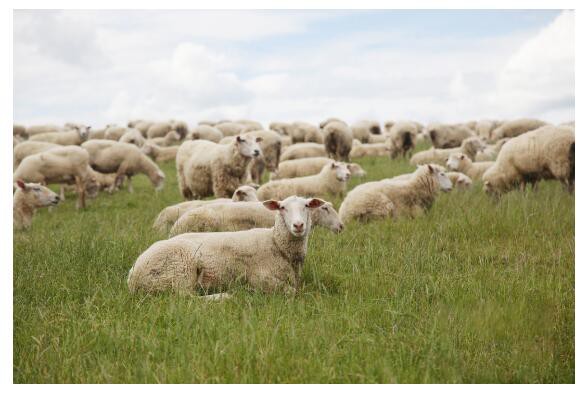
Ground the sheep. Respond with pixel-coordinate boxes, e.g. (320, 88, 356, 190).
(425, 123, 475, 148)
(13, 141, 61, 167)
(14, 124, 27, 138)
(319, 118, 346, 129)
(81, 140, 165, 193)
(491, 118, 548, 140)
(323, 121, 353, 161)
(88, 126, 108, 140)
(257, 161, 351, 201)
(387, 121, 418, 158)
(133, 121, 155, 136)
(170, 199, 343, 236)
(410, 136, 486, 166)
(351, 120, 382, 143)
(153, 185, 258, 234)
(142, 142, 179, 163)
(178, 133, 263, 199)
(446, 172, 472, 190)
(367, 134, 390, 144)
(338, 164, 452, 223)
(186, 125, 224, 143)
(127, 196, 327, 295)
(475, 119, 502, 142)
(235, 119, 263, 130)
(146, 121, 189, 139)
(383, 120, 396, 133)
(284, 122, 315, 143)
(268, 122, 291, 136)
(446, 153, 494, 181)
(28, 126, 90, 145)
(215, 122, 248, 137)
(119, 129, 146, 147)
(13, 146, 99, 209)
(303, 126, 324, 144)
(25, 124, 63, 136)
(247, 129, 283, 184)
(280, 143, 327, 161)
(350, 139, 390, 158)
(148, 130, 182, 147)
(474, 138, 509, 162)
(271, 157, 366, 180)
(13, 180, 60, 230)
(483, 125, 575, 195)
(102, 125, 127, 141)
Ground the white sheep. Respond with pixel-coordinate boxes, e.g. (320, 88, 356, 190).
(351, 120, 381, 143)
(446, 172, 472, 190)
(446, 153, 494, 181)
(142, 143, 179, 163)
(271, 157, 366, 180)
(25, 124, 63, 136)
(474, 138, 509, 162)
(186, 125, 224, 143)
(387, 121, 418, 158)
(104, 125, 128, 141)
(257, 161, 351, 201)
(29, 126, 90, 145)
(119, 129, 146, 147)
(350, 139, 390, 158)
(319, 118, 346, 129)
(323, 121, 353, 161)
(13, 141, 61, 168)
(425, 123, 475, 149)
(127, 196, 328, 295)
(410, 137, 486, 166)
(149, 130, 182, 147)
(147, 121, 188, 139)
(491, 118, 548, 140)
(338, 164, 452, 223)
(280, 143, 327, 162)
(13, 180, 61, 230)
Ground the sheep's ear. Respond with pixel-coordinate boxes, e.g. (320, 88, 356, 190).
(235, 189, 245, 198)
(16, 180, 27, 191)
(427, 164, 435, 173)
(331, 162, 338, 169)
(255, 137, 263, 143)
(236, 136, 244, 143)
(306, 198, 325, 209)
(263, 200, 281, 211)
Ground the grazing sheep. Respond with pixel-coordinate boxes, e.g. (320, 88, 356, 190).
(483, 125, 575, 195)
(383, 120, 396, 133)
(280, 143, 327, 161)
(410, 137, 485, 166)
(186, 125, 224, 143)
(475, 119, 502, 142)
(170, 199, 343, 236)
(425, 123, 475, 149)
(491, 118, 548, 140)
(350, 139, 390, 158)
(127, 196, 327, 295)
(387, 121, 418, 158)
(82, 140, 165, 192)
(29, 126, 90, 145)
(446, 153, 494, 180)
(13, 146, 99, 209)
(474, 138, 509, 162)
(25, 124, 63, 136)
(351, 120, 382, 143)
(257, 161, 351, 201)
(178, 133, 263, 199)
(446, 172, 473, 190)
(338, 164, 452, 223)
(133, 121, 155, 136)
(104, 125, 128, 141)
(119, 129, 146, 147)
(323, 121, 353, 161)
(271, 157, 364, 180)
(146, 121, 188, 139)
(13, 180, 60, 230)
(215, 122, 248, 137)
(13, 141, 61, 167)
(319, 118, 346, 129)
(153, 185, 258, 234)
(303, 126, 324, 144)
(149, 130, 182, 147)
(142, 143, 179, 163)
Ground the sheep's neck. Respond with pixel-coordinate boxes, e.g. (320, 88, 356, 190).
(406, 173, 439, 209)
(227, 144, 252, 176)
(272, 214, 309, 276)
(13, 193, 34, 226)
(140, 156, 161, 183)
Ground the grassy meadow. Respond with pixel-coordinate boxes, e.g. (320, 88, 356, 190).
(13, 145, 574, 383)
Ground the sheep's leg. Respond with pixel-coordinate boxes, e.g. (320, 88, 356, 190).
(59, 185, 66, 201)
(75, 176, 86, 209)
(127, 176, 134, 193)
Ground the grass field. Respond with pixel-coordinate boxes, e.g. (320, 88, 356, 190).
(13, 146, 574, 383)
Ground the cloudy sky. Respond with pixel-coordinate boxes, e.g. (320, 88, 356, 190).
(13, 9, 574, 128)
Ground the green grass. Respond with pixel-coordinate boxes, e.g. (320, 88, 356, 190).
(13, 148, 574, 383)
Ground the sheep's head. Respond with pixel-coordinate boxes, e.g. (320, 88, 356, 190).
(77, 126, 90, 141)
(419, 164, 452, 192)
(232, 185, 258, 202)
(153, 170, 165, 192)
(311, 201, 344, 233)
(263, 196, 325, 238)
(446, 153, 467, 171)
(15, 180, 60, 207)
(329, 162, 351, 182)
(348, 163, 366, 177)
(85, 176, 100, 198)
(236, 135, 263, 158)
(455, 174, 472, 189)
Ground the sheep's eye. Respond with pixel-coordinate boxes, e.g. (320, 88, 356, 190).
(323, 207, 329, 212)
(33, 187, 41, 191)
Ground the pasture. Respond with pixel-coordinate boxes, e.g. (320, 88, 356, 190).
(13, 148, 574, 383)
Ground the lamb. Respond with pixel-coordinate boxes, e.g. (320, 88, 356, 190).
(474, 138, 509, 161)
(28, 126, 90, 145)
(350, 140, 390, 158)
(270, 157, 366, 180)
(13, 180, 60, 230)
(142, 142, 179, 163)
(119, 129, 146, 147)
(425, 123, 475, 148)
(280, 143, 327, 161)
(13, 141, 61, 167)
(153, 185, 258, 234)
(127, 196, 327, 295)
(81, 140, 165, 192)
(446, 153, 494, 181)
(410, 137, 485, 166)
(186, 125, 224, 143)
(387, 121, 418, 158)
(170, 199, 343, 236)
(257, 161, 351, 201)
(483, 125, 575, 195)
(25, 124, 63, 136)
(215, 122, 248, 137)
(338, 164, 452, 223)
(177, 133, 263, 199)
(446, 172, 472, 190)
(491, 118, 548, 140)
(323, 121, 353, 161)
(13, 146, 99, 209)
(351, 120, 382, 143)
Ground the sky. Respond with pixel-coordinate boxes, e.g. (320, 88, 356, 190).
(12, 9, 575, 128)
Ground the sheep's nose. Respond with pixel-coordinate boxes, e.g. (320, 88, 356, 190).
(338, 223, 344, 232)
(254, 150, 260, 156)
(293, 222, 304, 230)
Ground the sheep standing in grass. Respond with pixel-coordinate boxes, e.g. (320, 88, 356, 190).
(338, 164, 452, 223)
(142, 143, 179, 163)
(446, 154, 494, 181)
(425, 123, 475, 148)
(29, 126, 90, 145)
(148, 130, 182, 147)
(483, 125, 575, 195)
(178, 133, 263, 199)
(320, 118, 346, 129)
(280, 143, 327, 161)
(13, 180, 60, 230)
(410, 137, 485, 166)
(271, 157, 365, 180)
(186, 125, 224, 143)
(82, 140, 165, 193)
(491, 118, 548, 140)
(257, 162, 351, 201)
(323, 121, 353, 161)
(127, 196, 327, 295)
(119, 129, 146, 147)
(248, 129, 283, 184)
(387, 121, 418, 158)
(475, 138, 509, 162)
(13, 141, 61, 168)
(351, 120, 381, 143)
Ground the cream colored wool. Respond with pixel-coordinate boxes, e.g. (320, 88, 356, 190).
(446, 153, 494, 181)
(280, 143, 327, 162)
(323, 121, 353, 161)
(410, 137, 485, 166)
(13, 180, 60, 230)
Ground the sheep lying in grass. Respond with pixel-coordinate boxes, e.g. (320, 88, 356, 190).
(82, 140, 165, 193)
(387, 121, 418, 158)
(119, 129, 146, 147)
(410, 137, 485, 166)
(446, 172, 472, 190)
(29, 126, 90, 145)
(257, 161, 351, 201)
(13, 180, 60, 230)
(323, 121, 353, 161)
(425, 123, 475, 148)
(25, 124, 63, 136)
(127, 196, 328, 295)
(104, 125, 128, 141)
(280, 143, 327, 161)
(186, 125, 224, 143)
(491, 118, 548, 140)
(270, 157, 365, 180)
(338, 164, 452, 223)
(142, 143, 179, 163)
(483, 125, 575, 195)
(446, 154, 494, 181)
(13, 141, 61, 168)
(13, 146, 99, 209)
(351, 120, 381, 143)
(153, 185, 258, 234)
(178, 133, 263, 199)
(170, 199, 343, 236)
(350, 140, 390, 158)
(475, 138, 509, 162)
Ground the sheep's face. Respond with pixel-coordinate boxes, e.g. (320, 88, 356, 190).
(263, 196, 325, 238)
(85, 177, 100, 198)
(348, 163, 366, 177)
(15, 180, 60, 207)
(236, 135, 263, 158)
(424, 164, 452, 192)
(311, 202, 344, 233)
(232, 185, 258, 202)
(331, 162, 351, 182)
(456, 175, 472, 189)
(78, 126, 90, 141)
(446, 154, 463, 171)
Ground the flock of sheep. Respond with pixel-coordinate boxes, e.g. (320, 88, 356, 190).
(12, 117, 575, 299)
